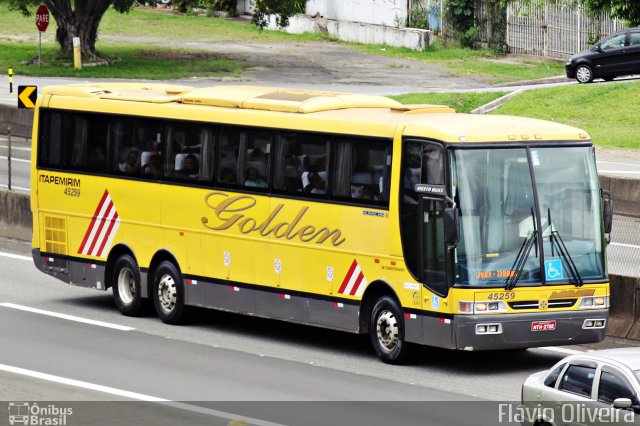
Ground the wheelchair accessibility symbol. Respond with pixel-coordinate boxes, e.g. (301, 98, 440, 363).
(545, 259, 564, 281)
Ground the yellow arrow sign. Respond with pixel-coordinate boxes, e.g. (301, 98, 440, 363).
(18, 85, 37, 109)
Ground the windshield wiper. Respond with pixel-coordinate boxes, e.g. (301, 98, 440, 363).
(547, 209, 584, 286)
(505, 208, 538, 290)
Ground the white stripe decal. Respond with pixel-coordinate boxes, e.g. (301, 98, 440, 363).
(81, 194, 112, 256)
(342, 264, 361, 295)
(89, 203, 117, 257)
(0, 303, 135, 331)
(98, 216, 121, 258)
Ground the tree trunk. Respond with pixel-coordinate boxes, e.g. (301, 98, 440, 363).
(45, 0, 112, 57)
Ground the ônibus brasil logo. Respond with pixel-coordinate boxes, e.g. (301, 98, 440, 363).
(7, 402, 73, 425)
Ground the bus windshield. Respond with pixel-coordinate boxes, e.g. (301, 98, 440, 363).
(451, 146, 605, 287)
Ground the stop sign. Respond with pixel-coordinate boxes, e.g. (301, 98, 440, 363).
(35, 4, 49, 32)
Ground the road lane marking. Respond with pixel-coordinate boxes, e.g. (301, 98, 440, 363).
(0, 251, 31, 261)
(0, 303, 136, 331)
(0, 145, 31, 151)
(537, 346, 583, 355)
(610, 242, 640, 250)
(0, 364, 287, 426)
(597, 160, 640, 167)
(0, 184, 29, 192)
(0, 155, 29, 163)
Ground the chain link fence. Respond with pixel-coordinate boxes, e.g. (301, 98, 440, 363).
(608, 214, 640, 278)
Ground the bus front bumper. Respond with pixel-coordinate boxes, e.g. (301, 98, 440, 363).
(452, 309, 608, 351)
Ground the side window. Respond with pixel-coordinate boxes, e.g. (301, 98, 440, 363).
(272, 132, 329, 197)
(544, 363, 567, 388)
(598, 368, 638, 405)
(38, 111, 109, 173)
(601, 34, 627, 50)
(216, 127, 241, 185)
(631, 32, 640, 47)
(559, 364, 597, 398)
(112, 117, 165, 179)
(242, 130, 273, 189)
(332, 137, 391, 205)
(168, 122, 215, 182)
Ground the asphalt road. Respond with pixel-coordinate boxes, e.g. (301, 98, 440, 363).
(0, 240, 577, 424)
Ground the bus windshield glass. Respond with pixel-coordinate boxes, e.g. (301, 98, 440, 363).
(451, 146, 605, 287)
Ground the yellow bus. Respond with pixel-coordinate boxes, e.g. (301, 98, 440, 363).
(31, 83, 612, 363)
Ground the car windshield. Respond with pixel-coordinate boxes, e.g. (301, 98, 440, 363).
(450, 146, 606, 287)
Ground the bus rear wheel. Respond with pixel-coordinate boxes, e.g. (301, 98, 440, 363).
(370, 296, 409, 364)
(152, 260, 185, 325)
(112, 254, 145, 316)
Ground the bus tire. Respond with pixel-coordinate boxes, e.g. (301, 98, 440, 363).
(370, 295, 409, 364)
(152, 260, 185, 325)
(112, 254, 145, 316)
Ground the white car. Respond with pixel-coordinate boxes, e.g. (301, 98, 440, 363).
(520, 348, 640, 425)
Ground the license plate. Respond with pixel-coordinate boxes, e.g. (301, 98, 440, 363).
(531, 320, 556, 332)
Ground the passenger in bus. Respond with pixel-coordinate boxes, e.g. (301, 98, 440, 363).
(178, 154, 199, 179)
(306, 172, 326, 194)
(144, 153, 162, 177)
(220, 167, 236, 184)
(87, 148, 106, 170)
(124, 150, 141, 174)
(244, 167, 267, 188)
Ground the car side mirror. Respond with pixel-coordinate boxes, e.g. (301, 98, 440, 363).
(444, 207, 460, 249)
(613, 398, 633, 409)
(596, 44, 604, 53)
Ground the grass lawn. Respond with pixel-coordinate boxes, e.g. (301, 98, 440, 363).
(493, 81, 640, 149)
(0, 43, 243, 79)
(1, 2, 565, 83)
(355, 42, 566, 85)
(392, 81, 640, 149)
(391, 91, 509, 113)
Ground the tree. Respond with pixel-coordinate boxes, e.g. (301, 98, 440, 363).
(583, 0, 640, 26)
(9, 0, 135, 57)
(252, 0, 308, 29)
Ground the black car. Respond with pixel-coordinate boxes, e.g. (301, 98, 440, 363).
(566, 27, 640, 83)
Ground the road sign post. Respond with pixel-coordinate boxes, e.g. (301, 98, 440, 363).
(35, 4, 50, 66)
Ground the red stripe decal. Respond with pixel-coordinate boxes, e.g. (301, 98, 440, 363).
(337, 259, 358, 294)
(349, 271, 365, 296)
(86, 202, 114, 255)
(95, 211, 119, 257)
(77, 190, 109, 254)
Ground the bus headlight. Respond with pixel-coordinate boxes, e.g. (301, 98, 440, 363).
(579, 296, 609, 309)
(458, 301, 507, 314)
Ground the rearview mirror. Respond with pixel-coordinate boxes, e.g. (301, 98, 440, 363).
(444, 207, 460, 249)
(602, 190, 613, 235)
(613, 398, 632, 410)
(596, 44, 604, 53)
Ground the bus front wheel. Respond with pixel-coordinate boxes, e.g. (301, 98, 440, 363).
(370, 295, 409, 364)
(152, 260, 185, 325)
(112, 254, 145, 316)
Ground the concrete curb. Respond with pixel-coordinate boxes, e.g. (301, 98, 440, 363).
(0, 190, 32, 241)
(600, 175, 640, 218)
(0, 104, 34, 139)
(471, 89, 523, 114)
(607, 275, 639, 338)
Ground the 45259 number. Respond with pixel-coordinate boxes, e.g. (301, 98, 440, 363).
(487, 292, 516, 301)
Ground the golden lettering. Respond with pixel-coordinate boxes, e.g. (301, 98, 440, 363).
(203, 193, 346, 247)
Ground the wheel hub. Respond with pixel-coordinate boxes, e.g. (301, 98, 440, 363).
(376, 310, 399, 350)
(117, 267, 135, 305)
(157, 274, 177, 313)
